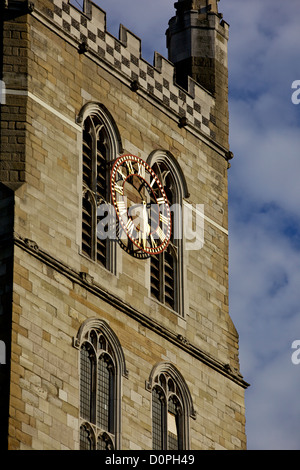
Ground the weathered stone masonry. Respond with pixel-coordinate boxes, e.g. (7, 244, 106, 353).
(0, 0, 248, 450)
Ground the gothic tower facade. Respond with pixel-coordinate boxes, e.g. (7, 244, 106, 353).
(0, 0, 248, 450)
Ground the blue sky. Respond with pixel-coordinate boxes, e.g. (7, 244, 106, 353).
(93, 0, 300, 450)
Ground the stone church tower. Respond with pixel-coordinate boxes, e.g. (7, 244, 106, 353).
(0, 0, 248, 450)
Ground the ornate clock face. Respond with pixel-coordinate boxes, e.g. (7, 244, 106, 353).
(110, 155, 171, 259)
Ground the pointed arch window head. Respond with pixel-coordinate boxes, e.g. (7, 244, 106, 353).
(75, 318, 128, 450)
(152, 373, 184, 450)
(80, 423, 94, 450)
(147, 362, 196, 451)
(78, 103, 123, 273)
(147, 151, 188, 316)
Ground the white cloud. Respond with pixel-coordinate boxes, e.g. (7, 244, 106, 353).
(229, 206, 300, 449)
(246, 355, 300, 449)
(229, 120, 300, 215)
(211, 0, 300, 450)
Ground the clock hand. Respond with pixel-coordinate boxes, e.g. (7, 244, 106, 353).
(142, 201, 149, 227)
(141, 201, 150, 248)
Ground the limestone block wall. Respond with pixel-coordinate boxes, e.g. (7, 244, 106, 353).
(0, 184, 14, 449)
(8, 243, 246, 449)
(1, 0, 248, 450)
(2, 0, 237, 364)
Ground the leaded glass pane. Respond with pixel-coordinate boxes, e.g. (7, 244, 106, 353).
(152, 388, 164, 450)
(80, 345, 93, 422)
(97, 355, 110, 430)
(97, 434, 114, 450)
(80, 424, 93, 450)
(167, 398, 178, 450)
(97, 434, 107, 450)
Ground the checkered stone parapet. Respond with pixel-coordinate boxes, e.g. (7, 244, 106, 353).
(35, 0, 215, 139)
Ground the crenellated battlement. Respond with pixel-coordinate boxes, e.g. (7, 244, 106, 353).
(30, 0, 219, 140)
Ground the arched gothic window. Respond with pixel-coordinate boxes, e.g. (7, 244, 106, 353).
(77, 103, 123, 273)
(74, 318, 128, 450)
(147, 362, 196, 450)
(147, 151, 189, 315)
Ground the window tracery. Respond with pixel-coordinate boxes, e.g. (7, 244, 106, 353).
(75, 318, 127, 450)
(78, 103, 123, 273)
(147, 362, 196, 450)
